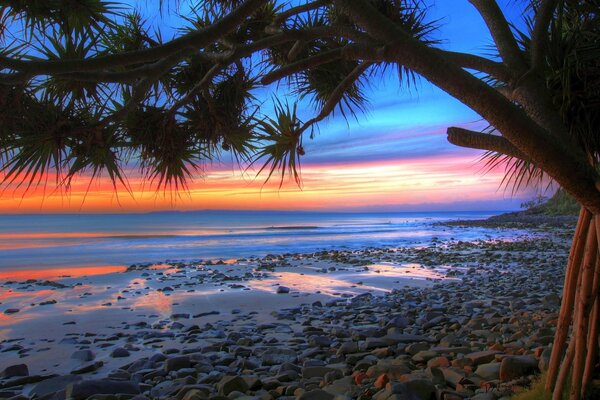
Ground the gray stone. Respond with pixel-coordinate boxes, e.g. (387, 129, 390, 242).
(1, 364, 28, 378)
(466, 350, 501, 365)
(217, 375, 248, 396)
(66, 380, 140, 400)
(302, 366, 338, 379)
(110, 347, 130, 358)
(297, 389, 334, 400)
(499, 355, 538, 381)
(71, 350, 95, 362)
(261, 348, 297, 365)
(30, 375, 83, 397)
(475, 362, 501, 381)
(165, 356, 191, 372)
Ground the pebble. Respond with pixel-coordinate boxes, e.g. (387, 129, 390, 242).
(0, 228, 584, 400)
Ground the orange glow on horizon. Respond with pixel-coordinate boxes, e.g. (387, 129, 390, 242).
(0, 153, 520, 213)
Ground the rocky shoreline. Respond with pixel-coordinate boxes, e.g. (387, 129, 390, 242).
(0, 225, 587, 400)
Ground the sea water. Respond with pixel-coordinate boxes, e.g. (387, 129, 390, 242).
(0, 210, 514, 272)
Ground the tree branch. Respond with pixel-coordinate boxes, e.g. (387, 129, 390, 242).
(531, 0, 559, 70)
(262, 47, 345, 85)
(434, 49, 512, 83)
(467, 0, 526, 70)
(447, 127, 528, 160)
(0, 0, 267, 75)
(272, 0, 331, 25)
(170, 63, 222, 112)
(300, 61, 371, 133)
(335, 0, 600, 213)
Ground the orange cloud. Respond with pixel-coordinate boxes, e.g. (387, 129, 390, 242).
(0, 152, 520, 213)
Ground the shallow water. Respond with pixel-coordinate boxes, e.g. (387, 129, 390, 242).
(0, 210, 519, 274)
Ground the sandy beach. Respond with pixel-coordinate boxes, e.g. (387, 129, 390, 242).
(0, 219, 576, 400)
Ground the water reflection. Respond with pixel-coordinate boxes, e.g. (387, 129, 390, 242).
(0, 265, 126, 281)
(249, 263, 445, 295)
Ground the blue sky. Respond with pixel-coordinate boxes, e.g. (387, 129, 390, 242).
(1, 1, 545, 213)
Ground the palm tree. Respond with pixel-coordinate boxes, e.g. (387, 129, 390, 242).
(0, 1, 598, 398)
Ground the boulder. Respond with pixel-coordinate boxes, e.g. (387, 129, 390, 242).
(30, 375, 82, 398)
(1, 364, 28, 378)
(217, 375, 248, 396)
(110, 348, 130, 358)
(164, 356, 191, 372)
(71, 350, 95, 362)
(475, 363, 501, 381)
(499, 355, 538, 381)
(466, 350, 501, 366)
(261, 348, 297, 365)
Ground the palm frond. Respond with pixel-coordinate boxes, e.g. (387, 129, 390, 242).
(252, 99, 304, 187)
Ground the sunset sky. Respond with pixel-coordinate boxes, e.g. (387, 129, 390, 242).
(0, 1, 542, 213)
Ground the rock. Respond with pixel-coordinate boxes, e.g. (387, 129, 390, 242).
(466, 350, 501, 365)
(277, 286, 290, 294)
(500, 355, 538, 381)
(297, 389, 334, 400)
(165, 356, 191, 372)
(302, 366, 338, 379)
(72, 349, 96, 362)
(217, 375, 248, 396)
(39, 300, 57, 306)
(384, 315, 409, 329)
(475, 362, 501, 381)
(405, 342, 431, 355)
(110, 347, 130, 358)
(309, 335, 332, 347)
(30, 375, 83, 398)
(538, 348, 552, 372)
(388, 377, 435, 400)
(261, 348, 297, 365)
(471, 394, 497, 400)
(367, 359, 411, 379)
(1, 364, 28, 378)
(71, 361, 104, 375)
(337, 341, 359, 355)
(412, 350, 438, 363)
(66, 380, 140, 400)
(3, 309, 19, 315)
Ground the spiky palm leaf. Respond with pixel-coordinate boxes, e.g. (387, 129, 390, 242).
(252, 99, 304, 187)
(0, 0, 119, 38)
(482, 0, 600, 193)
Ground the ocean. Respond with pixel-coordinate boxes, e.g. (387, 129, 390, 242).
(0, 210, 514, 273)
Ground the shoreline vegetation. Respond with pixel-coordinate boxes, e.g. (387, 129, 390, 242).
(0, 204, 590, 400)
(443, 189, 580, 229)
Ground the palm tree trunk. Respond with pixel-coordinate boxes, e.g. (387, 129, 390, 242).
(546, 209, 600, 399)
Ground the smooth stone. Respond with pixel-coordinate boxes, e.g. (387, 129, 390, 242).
(499, 355, 538, 381)
(66, 379, 140, 400)
(466, 350, 501, 365)
(302, 366, 338, 379)
(30, 375, 83, 397)
(71, 350, 96, 362)
(71, 361, 104, 375)
(1, 364, 28, 378)
(277, 286, 290, 294)
(475, 362, 501, 381)
(261, 348, 297, 365)
(165, 356, 191, 372)
(110, 348, 131, 358)
(297, 389, 334, 400)
(217, 375, 248, 396)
